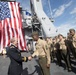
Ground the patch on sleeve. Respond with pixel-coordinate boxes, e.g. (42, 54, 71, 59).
(10, 46, 15, 48)
(46, 45, 48, 50)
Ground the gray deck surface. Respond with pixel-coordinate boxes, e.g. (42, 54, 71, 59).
(0, 52, 76, 75)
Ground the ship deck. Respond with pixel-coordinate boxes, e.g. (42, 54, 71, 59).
(0, 52, 76, 75)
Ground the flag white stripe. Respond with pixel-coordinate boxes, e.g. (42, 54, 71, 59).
(7, 18, 13, 39)
(15, 3, 22, 49)
(16, 3, 25, 49)
(0, 2, 26, 51)
(13, 2, 21, 50)
(8, 2, 16, 38)
(0, 21, 4, 52)
(5, 20, 8, 47)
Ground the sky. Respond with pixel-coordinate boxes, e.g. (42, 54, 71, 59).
(16, 0, 76, 36)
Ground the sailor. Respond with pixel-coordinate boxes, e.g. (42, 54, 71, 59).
(51, 38, 57, 62)
(69, 29, 76, 59)
(7, 37, 28, 75)
(46, 37, 52, 52)
(46, 37, 53, 62)
(28, 32, 51, 75)
(53, 36, 62, 66)
(58, 34, 71, 71)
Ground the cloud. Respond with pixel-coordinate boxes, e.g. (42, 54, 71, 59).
(65, 1, 72, 7)
(56, 23, 76, 36)
(53, 1, 72, 18)
(42, 0, 48, 6)
(17, 0, 30, 11)
(53, 5, 65, 18)
(70, 8, 76, 14)
(53, 8, 57, 12)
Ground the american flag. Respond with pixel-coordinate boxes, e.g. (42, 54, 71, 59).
(0, 2, 26, 52)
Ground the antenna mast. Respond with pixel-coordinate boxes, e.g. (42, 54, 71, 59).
(48, 0, 53, 19)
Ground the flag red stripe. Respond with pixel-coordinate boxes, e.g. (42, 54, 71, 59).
(17, 3, 26, 50)
(0, 2, 26, 52)
(6, 19, 11, 46)
(12, 2, 21, 49)
(4, 19, 8, 47)
(3, 20, 5, 48)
